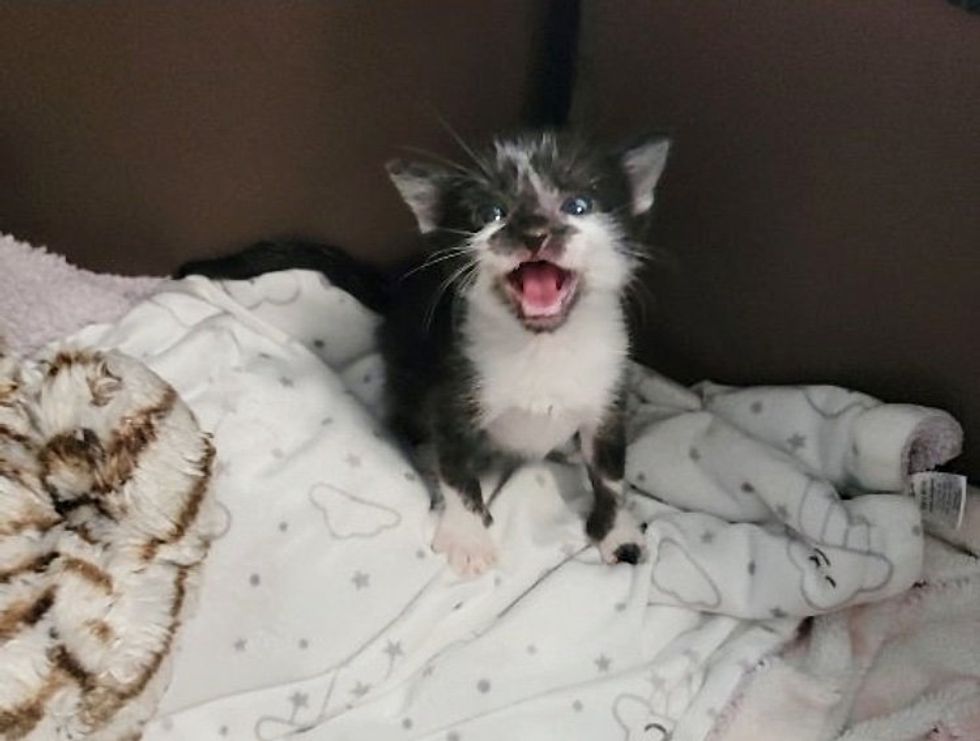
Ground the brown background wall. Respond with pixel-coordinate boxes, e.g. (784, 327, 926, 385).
(576, 0, 980, 474)
(1, 1, 978, 474)
(0, 0, 549, 273)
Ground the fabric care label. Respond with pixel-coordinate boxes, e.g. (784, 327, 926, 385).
(908, 472, 967, 531)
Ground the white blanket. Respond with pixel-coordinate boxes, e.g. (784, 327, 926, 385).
(72, 270, 938, 741)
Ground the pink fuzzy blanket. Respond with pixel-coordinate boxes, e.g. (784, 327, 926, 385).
(0, 233, 162, 353)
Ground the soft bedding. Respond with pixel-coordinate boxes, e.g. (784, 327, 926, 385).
(0, 234, 162, 355)
(0, 346, 217, 739)
(62, 269, 973, 741)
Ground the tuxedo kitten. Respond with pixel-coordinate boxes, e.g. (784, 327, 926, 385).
(381, 132, 669, 575)
(177, 131, 671, 577)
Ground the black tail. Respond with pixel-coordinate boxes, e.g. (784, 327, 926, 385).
(175, 240, 392, 315)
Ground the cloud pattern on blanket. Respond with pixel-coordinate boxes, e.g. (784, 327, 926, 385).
(67, 270, 952, 741)
(613, 693, 674, 740)
(308, 482, 402, 539)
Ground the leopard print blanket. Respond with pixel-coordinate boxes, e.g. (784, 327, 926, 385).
(0, 346, 216, 740)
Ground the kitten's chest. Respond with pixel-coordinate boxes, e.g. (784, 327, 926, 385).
(468, 313, 628, 457)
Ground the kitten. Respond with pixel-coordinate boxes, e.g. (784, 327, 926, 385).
(178, 131, 671, 577)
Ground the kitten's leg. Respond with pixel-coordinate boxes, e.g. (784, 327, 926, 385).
(430, 421, 497, 577)
(581, 405, 647, 565)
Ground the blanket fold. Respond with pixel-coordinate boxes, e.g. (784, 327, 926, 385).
(629, 370, 940, 619)
(696, 381, 963, 492)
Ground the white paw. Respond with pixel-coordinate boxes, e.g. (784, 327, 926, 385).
(598, 510, 647, 565)
(432, 508, 497, 577)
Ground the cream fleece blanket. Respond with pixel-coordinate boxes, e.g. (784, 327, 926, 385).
(0, 233, 161, 355)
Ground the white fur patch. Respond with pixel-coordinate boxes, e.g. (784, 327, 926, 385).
(466, 277, 629, 458)
(598, 508, 647, 564)
(432, 486, 497, 577)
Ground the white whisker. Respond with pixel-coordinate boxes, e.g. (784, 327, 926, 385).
(435, 227, 479, 238)
(401, 248, 471, 279)
(436, 114, 493, 179)
(424, 258, 478, 333)
(399, 146, 473, 177)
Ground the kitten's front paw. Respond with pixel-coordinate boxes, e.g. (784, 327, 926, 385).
(597, 511, 647, 565)
(432, 508, 497, 577)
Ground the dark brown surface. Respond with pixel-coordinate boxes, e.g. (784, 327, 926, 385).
(576, 0, 980, 474)
(2, 1, 977, 475)
(0, 0, 547, 273)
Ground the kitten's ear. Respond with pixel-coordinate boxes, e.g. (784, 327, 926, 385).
(386, 159, 448, 234)
(620, 138, 671, 215)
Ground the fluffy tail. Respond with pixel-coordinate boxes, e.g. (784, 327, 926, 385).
(175, 240, 392, 314)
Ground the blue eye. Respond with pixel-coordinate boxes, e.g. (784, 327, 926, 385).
(561, 195, 593, 216)
(478, 204, 506, 225)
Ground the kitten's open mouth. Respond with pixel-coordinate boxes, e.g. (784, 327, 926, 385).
(503, 260, 579, 330)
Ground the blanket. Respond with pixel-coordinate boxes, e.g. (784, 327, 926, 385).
(715, 504, 980, 741)
(0, 346, 217, 739)
(0, 233, 162, 355)
(69, 269, 963, 741)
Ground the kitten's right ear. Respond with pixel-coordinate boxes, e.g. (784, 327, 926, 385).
(386, 159, 447, 234)
(620, 138, 671, 215)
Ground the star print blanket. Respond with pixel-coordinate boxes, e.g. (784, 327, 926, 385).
(66, 269, 962, 741)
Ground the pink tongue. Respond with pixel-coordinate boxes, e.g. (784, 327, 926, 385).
(518, 262, 563, 312)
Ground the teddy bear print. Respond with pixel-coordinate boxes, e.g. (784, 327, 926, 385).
(786, 538, 892, 611)
(613, 694, 675, 740)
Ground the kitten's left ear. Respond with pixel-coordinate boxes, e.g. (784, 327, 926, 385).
(621, 138, 671, 215)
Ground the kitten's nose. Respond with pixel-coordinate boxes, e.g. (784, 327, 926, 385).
(523, 231, 548, 253)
